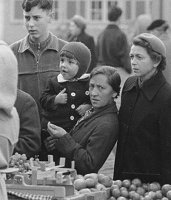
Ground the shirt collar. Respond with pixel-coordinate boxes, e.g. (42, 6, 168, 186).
(18, 32, 61, 53)
(57, 73, 90, 83)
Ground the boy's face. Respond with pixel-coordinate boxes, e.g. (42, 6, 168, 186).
(59, 56, 79, 80)
(23, 5, 52, 43)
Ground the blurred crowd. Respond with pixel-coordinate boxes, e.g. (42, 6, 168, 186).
(1, 0, 171, 199)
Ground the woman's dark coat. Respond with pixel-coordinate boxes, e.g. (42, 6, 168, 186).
(55, 102, 118, 175)
(114, 72, 171, 184)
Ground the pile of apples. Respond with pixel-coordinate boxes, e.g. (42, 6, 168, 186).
(109, 178, 171, 200)
(74, 174, 171, 200)
(73, 173, 113, 195)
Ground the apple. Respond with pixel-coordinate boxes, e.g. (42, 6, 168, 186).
(122, 179, 131, 189)
(162, 184, 171, 196)
(74, 178, 87, 191)
(111, 188, 121, 198)
(79, 188, 91, 194)
(95, 183, 106, 191)
(84, 173, 98, 185)
(98, 175, 113, 187)
(85, 178, 96, 188)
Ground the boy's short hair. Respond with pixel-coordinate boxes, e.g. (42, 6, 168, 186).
(108, 6, 122, 22)
(22, 0, 53, 12)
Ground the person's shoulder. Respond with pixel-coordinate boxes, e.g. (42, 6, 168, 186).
(83, 32, 94, 39)
(10, 37, 25, 50)
(51, 33, 68, 45)
(17, 89, 35, 103)
(123, 76, 137, 91)
(162, 81, 171, 96)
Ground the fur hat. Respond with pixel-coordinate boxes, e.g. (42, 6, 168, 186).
(60, 42, 91, 78)
(134, 33, 166, 57)
(71, 15, 86, 31)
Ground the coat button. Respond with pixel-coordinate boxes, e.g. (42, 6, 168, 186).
(70, 116, 74, 120)
(85, 91, 89, 95)
(71, 104, 75, 109)
(71, 92, 76, 97)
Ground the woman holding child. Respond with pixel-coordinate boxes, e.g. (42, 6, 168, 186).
(44, 65, 121, 175)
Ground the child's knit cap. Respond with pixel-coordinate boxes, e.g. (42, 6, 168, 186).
(60, 42, 91, 78)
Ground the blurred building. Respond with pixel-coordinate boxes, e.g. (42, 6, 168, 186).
(0, 0, 171, 44)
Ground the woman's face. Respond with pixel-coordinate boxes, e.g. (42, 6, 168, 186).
(89, 74, 114, 109)
(69, 21, 81, 36)
(129, 45, 158, 81)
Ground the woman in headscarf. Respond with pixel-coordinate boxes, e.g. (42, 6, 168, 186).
(67, 15, 97, 73)
(0, 41, 19, 199)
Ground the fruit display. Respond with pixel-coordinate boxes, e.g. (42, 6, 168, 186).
(73, 172, 113, 197)
(8, 155, 171, 200)
(109, 178, 171, 200)
(73, 173, 171, 200)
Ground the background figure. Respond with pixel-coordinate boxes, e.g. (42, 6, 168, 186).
(40, 42, 91, 163)
(45, 66, 120, 175)
(147, 19, 171, 84)
(130, 14, 152, 40)
(14, 89, 41, 159)
(114, 33, 171, 185)
(67, 15, 97, 73)
(0, 41, 19, 199)
(96, 5, 132, 74)
(10, 0, 67, 116)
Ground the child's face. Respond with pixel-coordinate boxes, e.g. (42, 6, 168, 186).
(59, 56, 79, 80)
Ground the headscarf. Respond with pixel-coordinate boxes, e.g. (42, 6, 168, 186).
(0, 41, 19, 145)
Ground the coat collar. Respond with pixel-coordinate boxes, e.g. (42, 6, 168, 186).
(71, 101, 118, 132)
(18, 32, 61, 53)
(124, 72, 166, 101)
(81, 101, 118, 123)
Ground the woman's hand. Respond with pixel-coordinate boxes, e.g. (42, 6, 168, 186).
(44, 136, 57, 152)
(47, 122, 67, 138)
(76, 104, 92, 116)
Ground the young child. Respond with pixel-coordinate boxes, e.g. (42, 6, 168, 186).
(40, 42, 92, 162)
